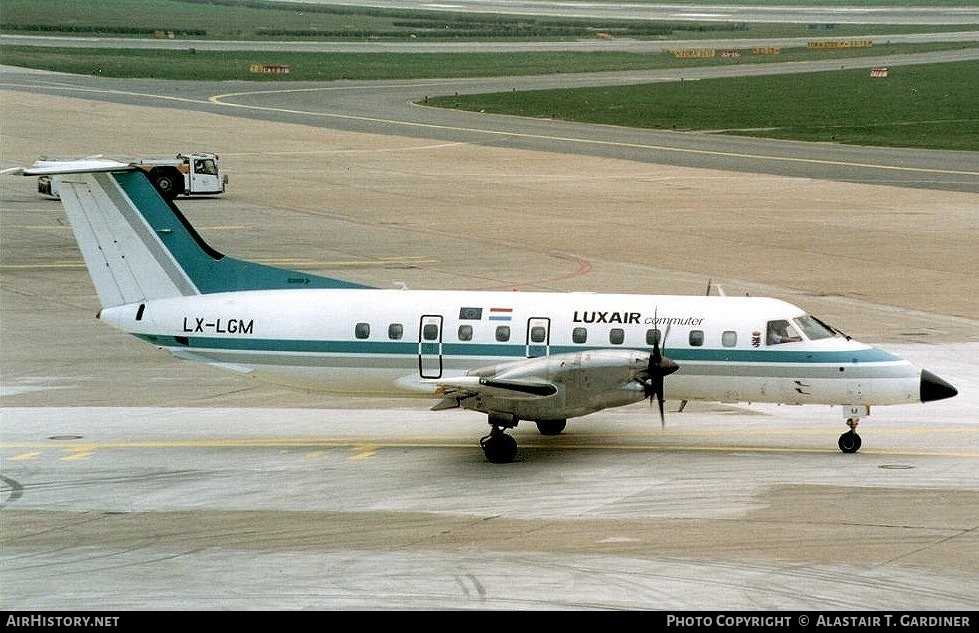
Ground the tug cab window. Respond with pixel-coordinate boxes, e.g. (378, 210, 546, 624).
(195, 159, 217, 175)
(767, 319, 802, 345)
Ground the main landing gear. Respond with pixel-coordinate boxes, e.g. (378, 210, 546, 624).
(480, 413, 519, 463)
(479, 414, 569, 463)
(535, 419, 567, 436)
(480, 427, 517, 463)
(838, 417, 863, 454)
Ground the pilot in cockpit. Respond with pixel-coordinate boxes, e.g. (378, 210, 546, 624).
(767, 319, 802, 345)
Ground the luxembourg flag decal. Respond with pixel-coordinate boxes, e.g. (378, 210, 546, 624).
(488, 307, 513, 321)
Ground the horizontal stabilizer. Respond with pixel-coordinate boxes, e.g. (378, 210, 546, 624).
(20, 158, 135, 175)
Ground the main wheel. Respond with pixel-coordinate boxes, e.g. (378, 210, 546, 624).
(481, 433, 518, 463)
(535, 419, 567, 436)
(838, 430, 862, 453)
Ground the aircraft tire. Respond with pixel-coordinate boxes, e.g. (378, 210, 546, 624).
(838, 430, 862, 453)
(535, 419, 567, 435)
(482, 433, 518, 463)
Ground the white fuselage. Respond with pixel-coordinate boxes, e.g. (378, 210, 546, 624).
(98, 289, 923, 411)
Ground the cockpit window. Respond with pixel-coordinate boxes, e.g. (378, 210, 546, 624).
(793, 314, 837, 340)
(766, 319, 802, 345)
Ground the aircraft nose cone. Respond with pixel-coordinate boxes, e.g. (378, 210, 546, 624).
(920, 369, 958, 402)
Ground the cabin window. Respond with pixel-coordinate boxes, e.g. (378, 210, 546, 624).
(689, 330, 704, 347)
(458, 324, 473, 341)
(609, 328, 625, 345)
(495, 325, 511, 342)
(422, 324, 439, 341)
(388, 323, 403, 340)
(645, 328, 661, 346)
(529, 326, 547, 343)
(767, 319, 802, 345)
(355, 322, 370, 339)
(722, 331, 738, 347)
(572, 327, 588, 344)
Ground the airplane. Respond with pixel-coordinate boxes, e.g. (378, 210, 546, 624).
(6, 157, 958, 463)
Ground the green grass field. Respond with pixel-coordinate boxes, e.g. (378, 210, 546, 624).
(3, 0, 968, 41)
(2, 41, 972, 81)
(425, 62, 979, 151)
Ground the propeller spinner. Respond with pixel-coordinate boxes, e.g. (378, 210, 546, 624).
(638, 330, 679, 428)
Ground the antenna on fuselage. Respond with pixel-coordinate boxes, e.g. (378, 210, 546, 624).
(706, 278, 727, 297)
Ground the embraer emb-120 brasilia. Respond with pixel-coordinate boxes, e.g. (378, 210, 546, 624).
(7, 158, 958, 463)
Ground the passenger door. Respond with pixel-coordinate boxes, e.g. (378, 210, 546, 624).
(418, 314, 443, 378)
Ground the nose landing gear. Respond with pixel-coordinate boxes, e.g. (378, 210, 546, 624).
(838, 417, 862, 453)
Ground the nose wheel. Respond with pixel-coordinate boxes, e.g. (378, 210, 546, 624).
(838, 417, 862, 453)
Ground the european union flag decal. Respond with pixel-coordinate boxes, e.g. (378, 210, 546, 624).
(459, 307, 483, 320)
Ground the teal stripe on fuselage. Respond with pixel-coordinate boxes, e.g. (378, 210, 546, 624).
(114, 171, 373, 292)
(134, 333, 900, 365)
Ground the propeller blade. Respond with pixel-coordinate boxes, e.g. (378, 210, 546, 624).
(639, 334, 678, 430)
(639, 306, 678, 429)
(655, 374, 666, 429)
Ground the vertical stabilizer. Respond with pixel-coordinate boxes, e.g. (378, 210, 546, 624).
(17, 158, 372, 309)
(57, 169, 200, 306)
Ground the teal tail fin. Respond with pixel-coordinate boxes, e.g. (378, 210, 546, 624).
(16, 158, 372, 308)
